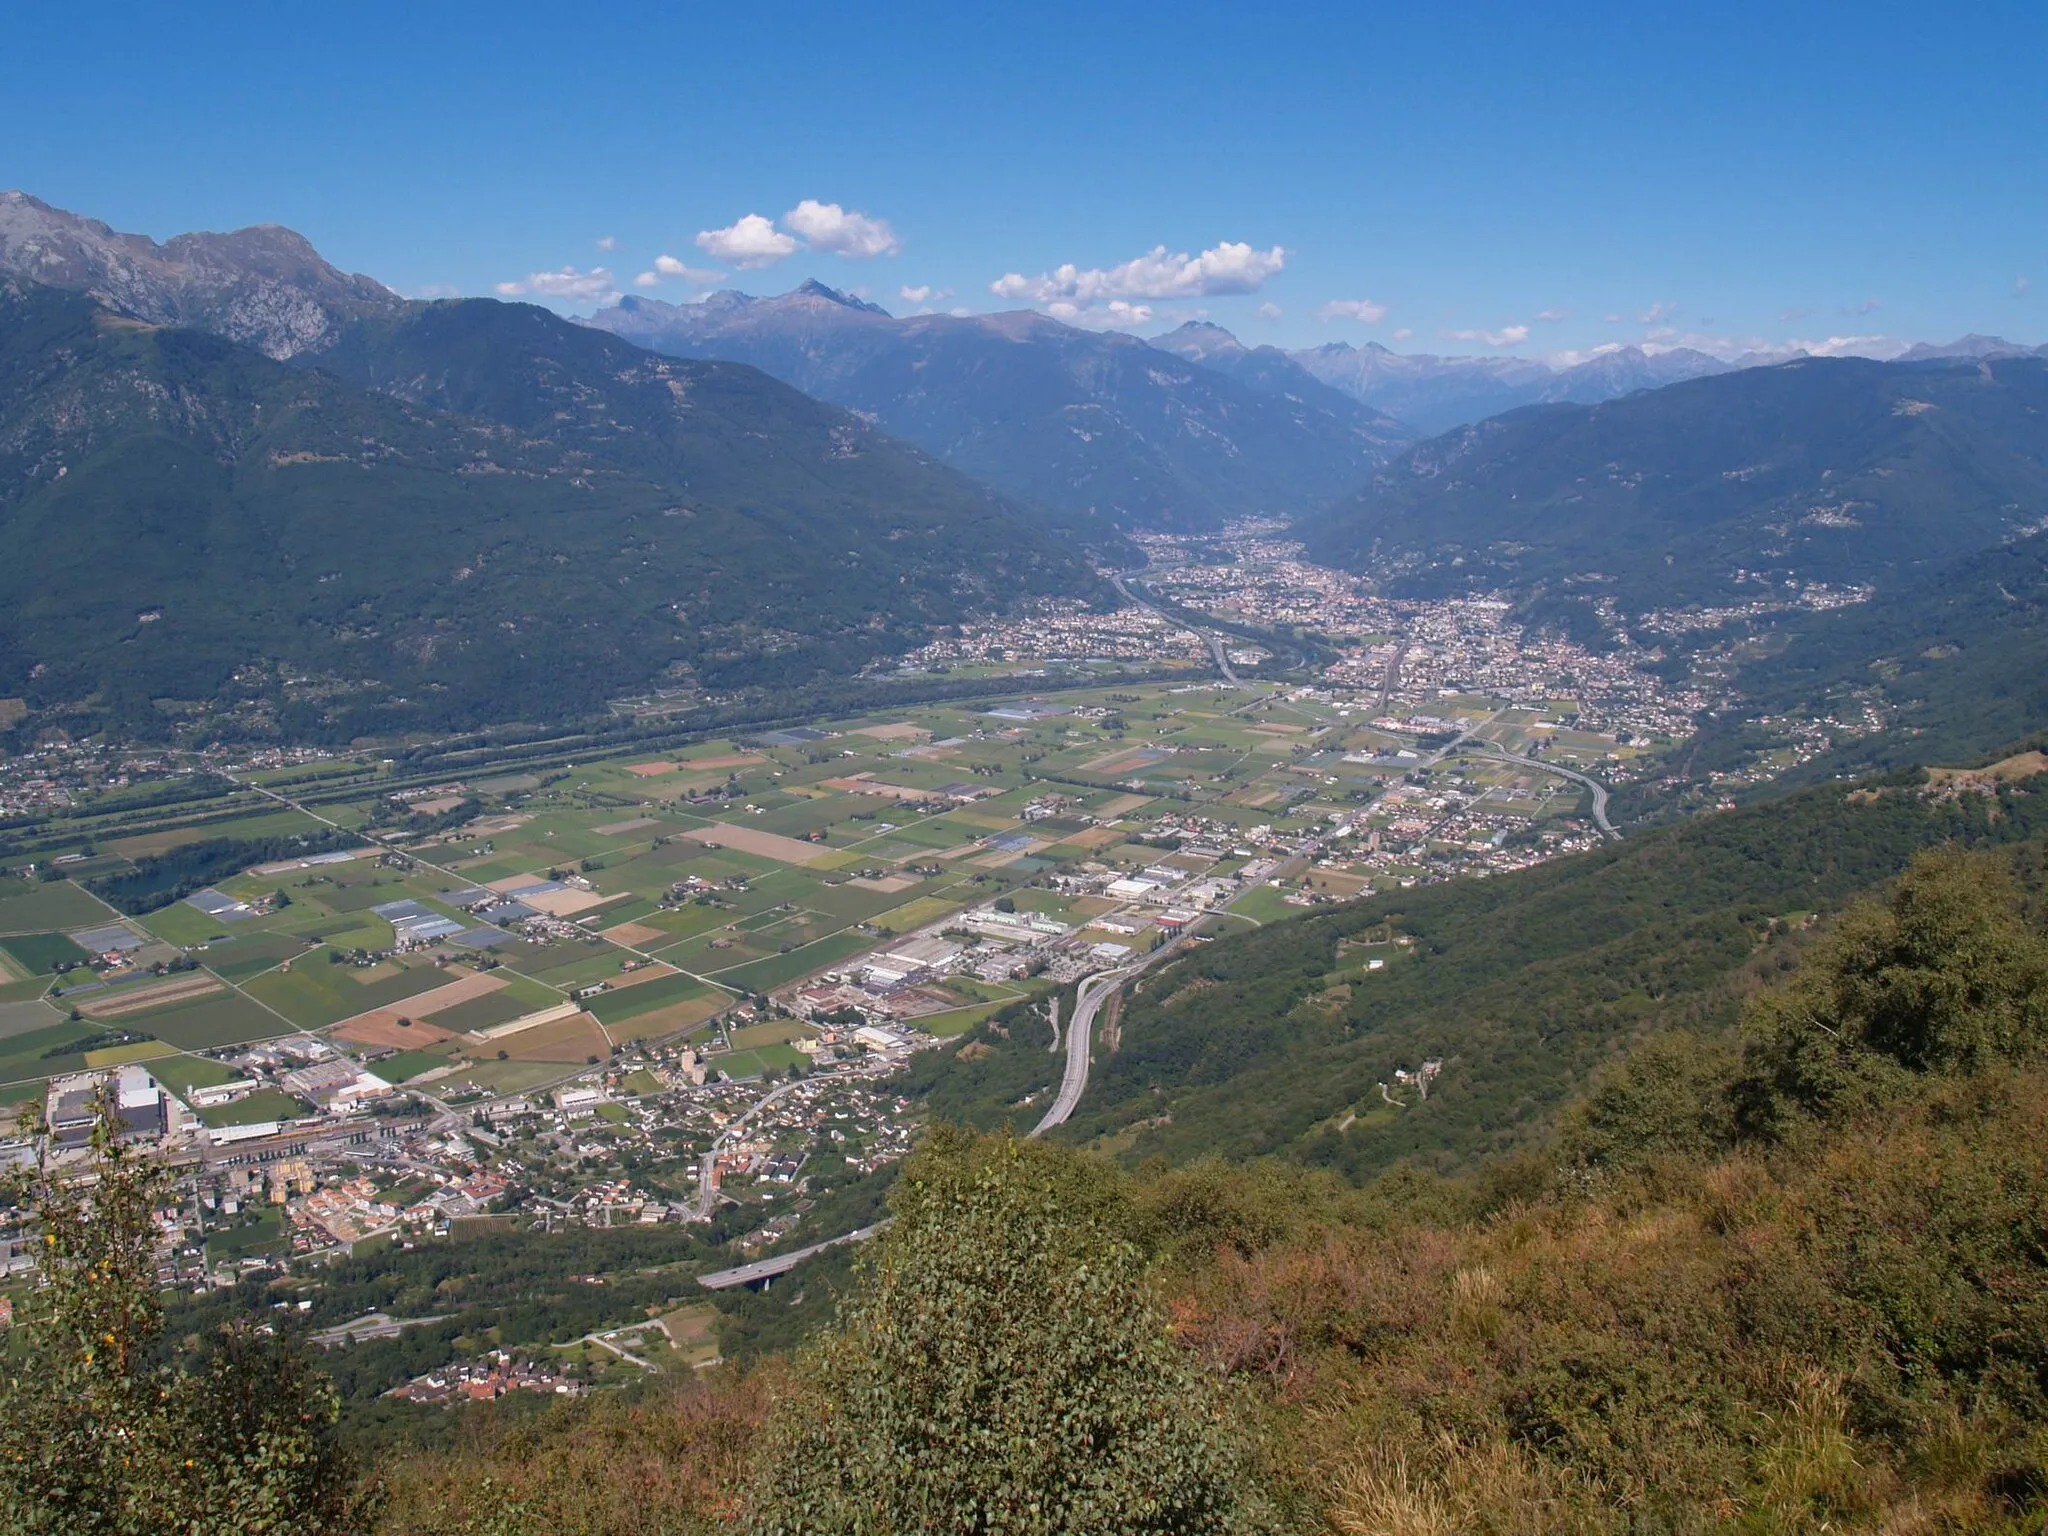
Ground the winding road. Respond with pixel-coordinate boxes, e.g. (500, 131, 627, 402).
(685, 1076, 813, 1220)
(1029, 963, 1140, 1137)
(1465, 746, 1620, 839)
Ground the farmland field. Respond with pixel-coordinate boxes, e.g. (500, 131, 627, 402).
(199, 1089, 304, 1128)
(0, 883, 116, 933)
(119, 990, 292, 1051)
(0, 932, 89, 974)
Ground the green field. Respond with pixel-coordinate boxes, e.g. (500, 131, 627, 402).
(426, 987, 547, 1033)
(0, 932, 90, 974)
(206, 1207, 284, 1261)
(586, 972, 719, 1025)
(711, 933, 873, 993)
(149, 1054, 246, 1095)
(244, 959, 450, 1028)
(0, 1019, 99, 1084)
(118, 991, 288, 1051)
(375, 1049, 454, 1083)
(513, 949, 633, 991)
(203, 932, 316, 982)
(140, 901, 240, 947)
(199, 1088, 304, 1128)
(717, 1044, 805, 1080)
(0, 882, 116, 934)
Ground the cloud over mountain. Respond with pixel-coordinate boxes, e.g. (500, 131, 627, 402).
(494, 265, 618, 302)
(784, 200, 900, 258)
(696, 214, 798, 269)
(989, 241, 1286, 312)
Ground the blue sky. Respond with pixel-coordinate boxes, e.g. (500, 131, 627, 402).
(6, 0, 2044, 360)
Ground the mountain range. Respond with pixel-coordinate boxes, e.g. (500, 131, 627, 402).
(1286, 338, 1739, 435)
(1300, 353, 2048, 615)
(0, 190, 406, 359)
(0, 282, 1106, 740)
(583, 285, 1413, 530)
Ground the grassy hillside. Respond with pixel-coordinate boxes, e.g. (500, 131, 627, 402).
(0, 283, 1108, 740)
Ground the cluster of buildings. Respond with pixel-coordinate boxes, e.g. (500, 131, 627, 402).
(896, 597, 1209, 671)
(389, 1352, 581, 1404)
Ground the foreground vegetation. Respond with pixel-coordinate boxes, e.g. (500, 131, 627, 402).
(6, 843, 2048, 1530)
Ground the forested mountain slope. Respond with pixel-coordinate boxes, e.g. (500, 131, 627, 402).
(0, 283, 1107, 738)
(1301, 354, 2048, 611)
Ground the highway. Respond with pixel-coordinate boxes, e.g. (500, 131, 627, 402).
(1465, 746, 1620, 839)
(1110, 573, 1238, 684)
(1030, 963, 1138, 1136)
(695, 1221, 891, 1290)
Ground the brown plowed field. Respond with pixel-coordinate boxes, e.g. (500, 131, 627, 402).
(79, 974, 224, 1019)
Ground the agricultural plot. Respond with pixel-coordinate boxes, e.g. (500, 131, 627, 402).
(116, 990, 287, 1051)
(244, 959, 451, 1029)
(0, 999, 62, 1043)
(495, 1011, 611, 1063)
(0, 932, 89, 974)
(148, 1055, 246, 1096)
(203, 932, 316, 982)
(0, 1020, 103, 1085)
(376, 1048, 457, 1083)
(0, 882, 116, 934)
(200, 1089, 305, 1128)
(585, 972, 719, 1027)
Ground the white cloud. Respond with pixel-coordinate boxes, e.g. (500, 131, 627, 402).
(1848, 297, 1881, 316)
(1393, 327, 1413, 341)
(1603, 311, 1624, 324)
(1319, 298, 1388, 324)
(2016, 276, 2032, 299)
(1792, 333, 1906, 359)
(990, 241, 1287, 306)
(1637, 301, 1678, 324)
(1535, 308, 1569, 323)
(651, 253, 725, 285)
(1047, 298, 1155, 329)
(1546, 343, 1630, 367)
(1446, 324, 1530, 348)
(696, 214, 798, 269)
(1257, 302, 1283, 322)
(900, 283, 952, 304)
(595, 235, 615, 252)
(494, 266, 619, 303)
(784, 199, 900, 259)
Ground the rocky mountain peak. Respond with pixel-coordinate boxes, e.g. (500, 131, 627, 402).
(0, 190, 403, 359)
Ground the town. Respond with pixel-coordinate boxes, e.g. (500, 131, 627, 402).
(0, 531, 1878, 1390)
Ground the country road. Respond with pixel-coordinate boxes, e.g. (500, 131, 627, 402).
(686, 1076, 813, 1220)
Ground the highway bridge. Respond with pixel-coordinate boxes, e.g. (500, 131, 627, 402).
(695, 1221, 890, 1290)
